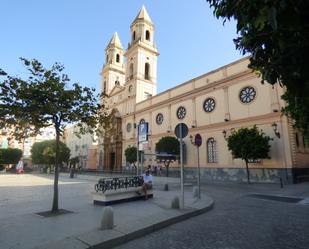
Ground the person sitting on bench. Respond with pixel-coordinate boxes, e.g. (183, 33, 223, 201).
(141, 170, 153, 199)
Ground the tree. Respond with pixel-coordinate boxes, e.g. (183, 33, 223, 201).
(155, 136, 180, 177)
(31, 141, 47, 165)
(68, 156, 79, 169)
(206, 0, 309, 134)
(0, 58, 105, 213)
(227, 126, 272, 183)
(125, 146, 137, 165)
(31, 140, 70, 166)
(0, 148, 22, 166)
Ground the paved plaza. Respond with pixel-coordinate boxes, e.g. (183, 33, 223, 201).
(1, 173, 309, 249)
(0, 173, 212, 249)
(114, 181, 309, 249)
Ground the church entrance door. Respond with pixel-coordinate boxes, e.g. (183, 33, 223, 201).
(110, 152, 115, 171)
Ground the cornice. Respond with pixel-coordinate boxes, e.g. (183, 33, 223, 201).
(124, 41, 159, 57)
(132, 69, 254, 116)
(123, 112, 282, 141)
(102, 65, 125, 75)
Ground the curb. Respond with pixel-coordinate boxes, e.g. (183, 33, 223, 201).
(96, 200, 214, 249)
(36, 198, 214, 249)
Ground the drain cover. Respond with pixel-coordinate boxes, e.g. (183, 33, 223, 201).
(247, 194, 303, 203)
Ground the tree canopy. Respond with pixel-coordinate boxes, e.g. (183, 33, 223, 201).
(207, 0, 309, 134)
(155, 136, 180, 155)
(227, 126, 272, 183)
(155, 136, 180, 177)
(0, 58, 106, 212)
(125, 146, 137, 165)
(0, 148, 22, 165)
(31, 140, 70, 165)
(68, 156, 79, 169)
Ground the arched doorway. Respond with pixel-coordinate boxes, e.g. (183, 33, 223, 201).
(103, 109, 123, 172)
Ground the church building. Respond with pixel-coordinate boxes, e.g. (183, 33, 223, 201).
(98, 6, 309, 183)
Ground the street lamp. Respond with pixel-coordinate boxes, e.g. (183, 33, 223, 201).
(272, 122, 281, 138)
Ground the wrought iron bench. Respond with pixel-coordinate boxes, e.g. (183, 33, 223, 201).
(92, 176, 153, 205)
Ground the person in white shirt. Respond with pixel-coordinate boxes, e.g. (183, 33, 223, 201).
(142, 170, 153, 199)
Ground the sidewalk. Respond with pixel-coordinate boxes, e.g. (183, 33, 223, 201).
(0, 174, 213, 249)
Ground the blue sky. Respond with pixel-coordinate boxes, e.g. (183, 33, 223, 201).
(0, 0, 244, 94)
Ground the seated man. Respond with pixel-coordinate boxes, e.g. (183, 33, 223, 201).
(141, 170, 153, 199)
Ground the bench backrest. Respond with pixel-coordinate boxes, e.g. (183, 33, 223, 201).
(95, 176, 143, 193)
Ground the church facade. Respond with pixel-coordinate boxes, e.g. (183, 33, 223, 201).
(98, 6, 309, 183)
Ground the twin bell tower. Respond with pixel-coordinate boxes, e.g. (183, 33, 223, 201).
(101, 6, 159, 105)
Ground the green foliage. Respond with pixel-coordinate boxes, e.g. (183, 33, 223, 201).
(0, 58, 103, 138)
(125, 146, 137, 164)
(155, 136, 180, 177)
(31, 141, 46, 165)
(68, 156, 79, 168)
(228, 127, 271, 161)
(155, 136, 180, 155)
(31, 140, 70, 165)
(0, 58, 106, 212)
(0, 148, 23, 165)
(207, 0, 309, 135)
(281, 91, 309, 133)
(227, 126, 272, 183)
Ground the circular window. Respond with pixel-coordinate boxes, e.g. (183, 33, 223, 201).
(176, 106, 186, 120)
(239, 86, 256, 103)
(156, 113, 164, 125)
(139, 119, 145, 124)
(126, 123, 132, 132)
(203, 98, 216, 112)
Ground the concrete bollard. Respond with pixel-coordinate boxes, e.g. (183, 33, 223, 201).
(192, 186, 198, 198)
(100, 206, 114, 230)
(171, 196, 180, 209)
(164, 183, 169, 191)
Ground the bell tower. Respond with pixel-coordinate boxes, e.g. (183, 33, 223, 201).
(101, 32, 125, 95)
(124, 5, 159, 103)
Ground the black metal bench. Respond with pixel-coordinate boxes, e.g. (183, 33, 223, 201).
(92, 176, 153, 205)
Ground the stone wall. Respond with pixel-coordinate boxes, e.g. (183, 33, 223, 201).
(166, 167, 294, 184)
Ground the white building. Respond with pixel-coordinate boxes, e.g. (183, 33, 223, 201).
(63, 125, 98, 170)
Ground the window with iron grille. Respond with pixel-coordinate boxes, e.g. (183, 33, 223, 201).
(207, 138, 217, 163)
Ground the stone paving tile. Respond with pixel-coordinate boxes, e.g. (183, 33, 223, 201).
(114, 182, 309, 249)
(0, 174, 212, 249)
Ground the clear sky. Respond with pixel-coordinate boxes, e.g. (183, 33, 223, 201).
(0, 0, 244, 94)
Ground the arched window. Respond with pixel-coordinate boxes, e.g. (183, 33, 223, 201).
(129, 63, 134, 80)
(207, 138, 217, 163)
(145, 30, 150, 41)
(132, 31, 136, 41)
(116, 54, 120, 63)
(145, 63, 150, 80)
(106, 55, 109, 63)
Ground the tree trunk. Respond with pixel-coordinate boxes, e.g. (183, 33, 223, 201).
(165, 162, 169, 177)
(52, 127, 60, 213)
(245, 159, 250, 184)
